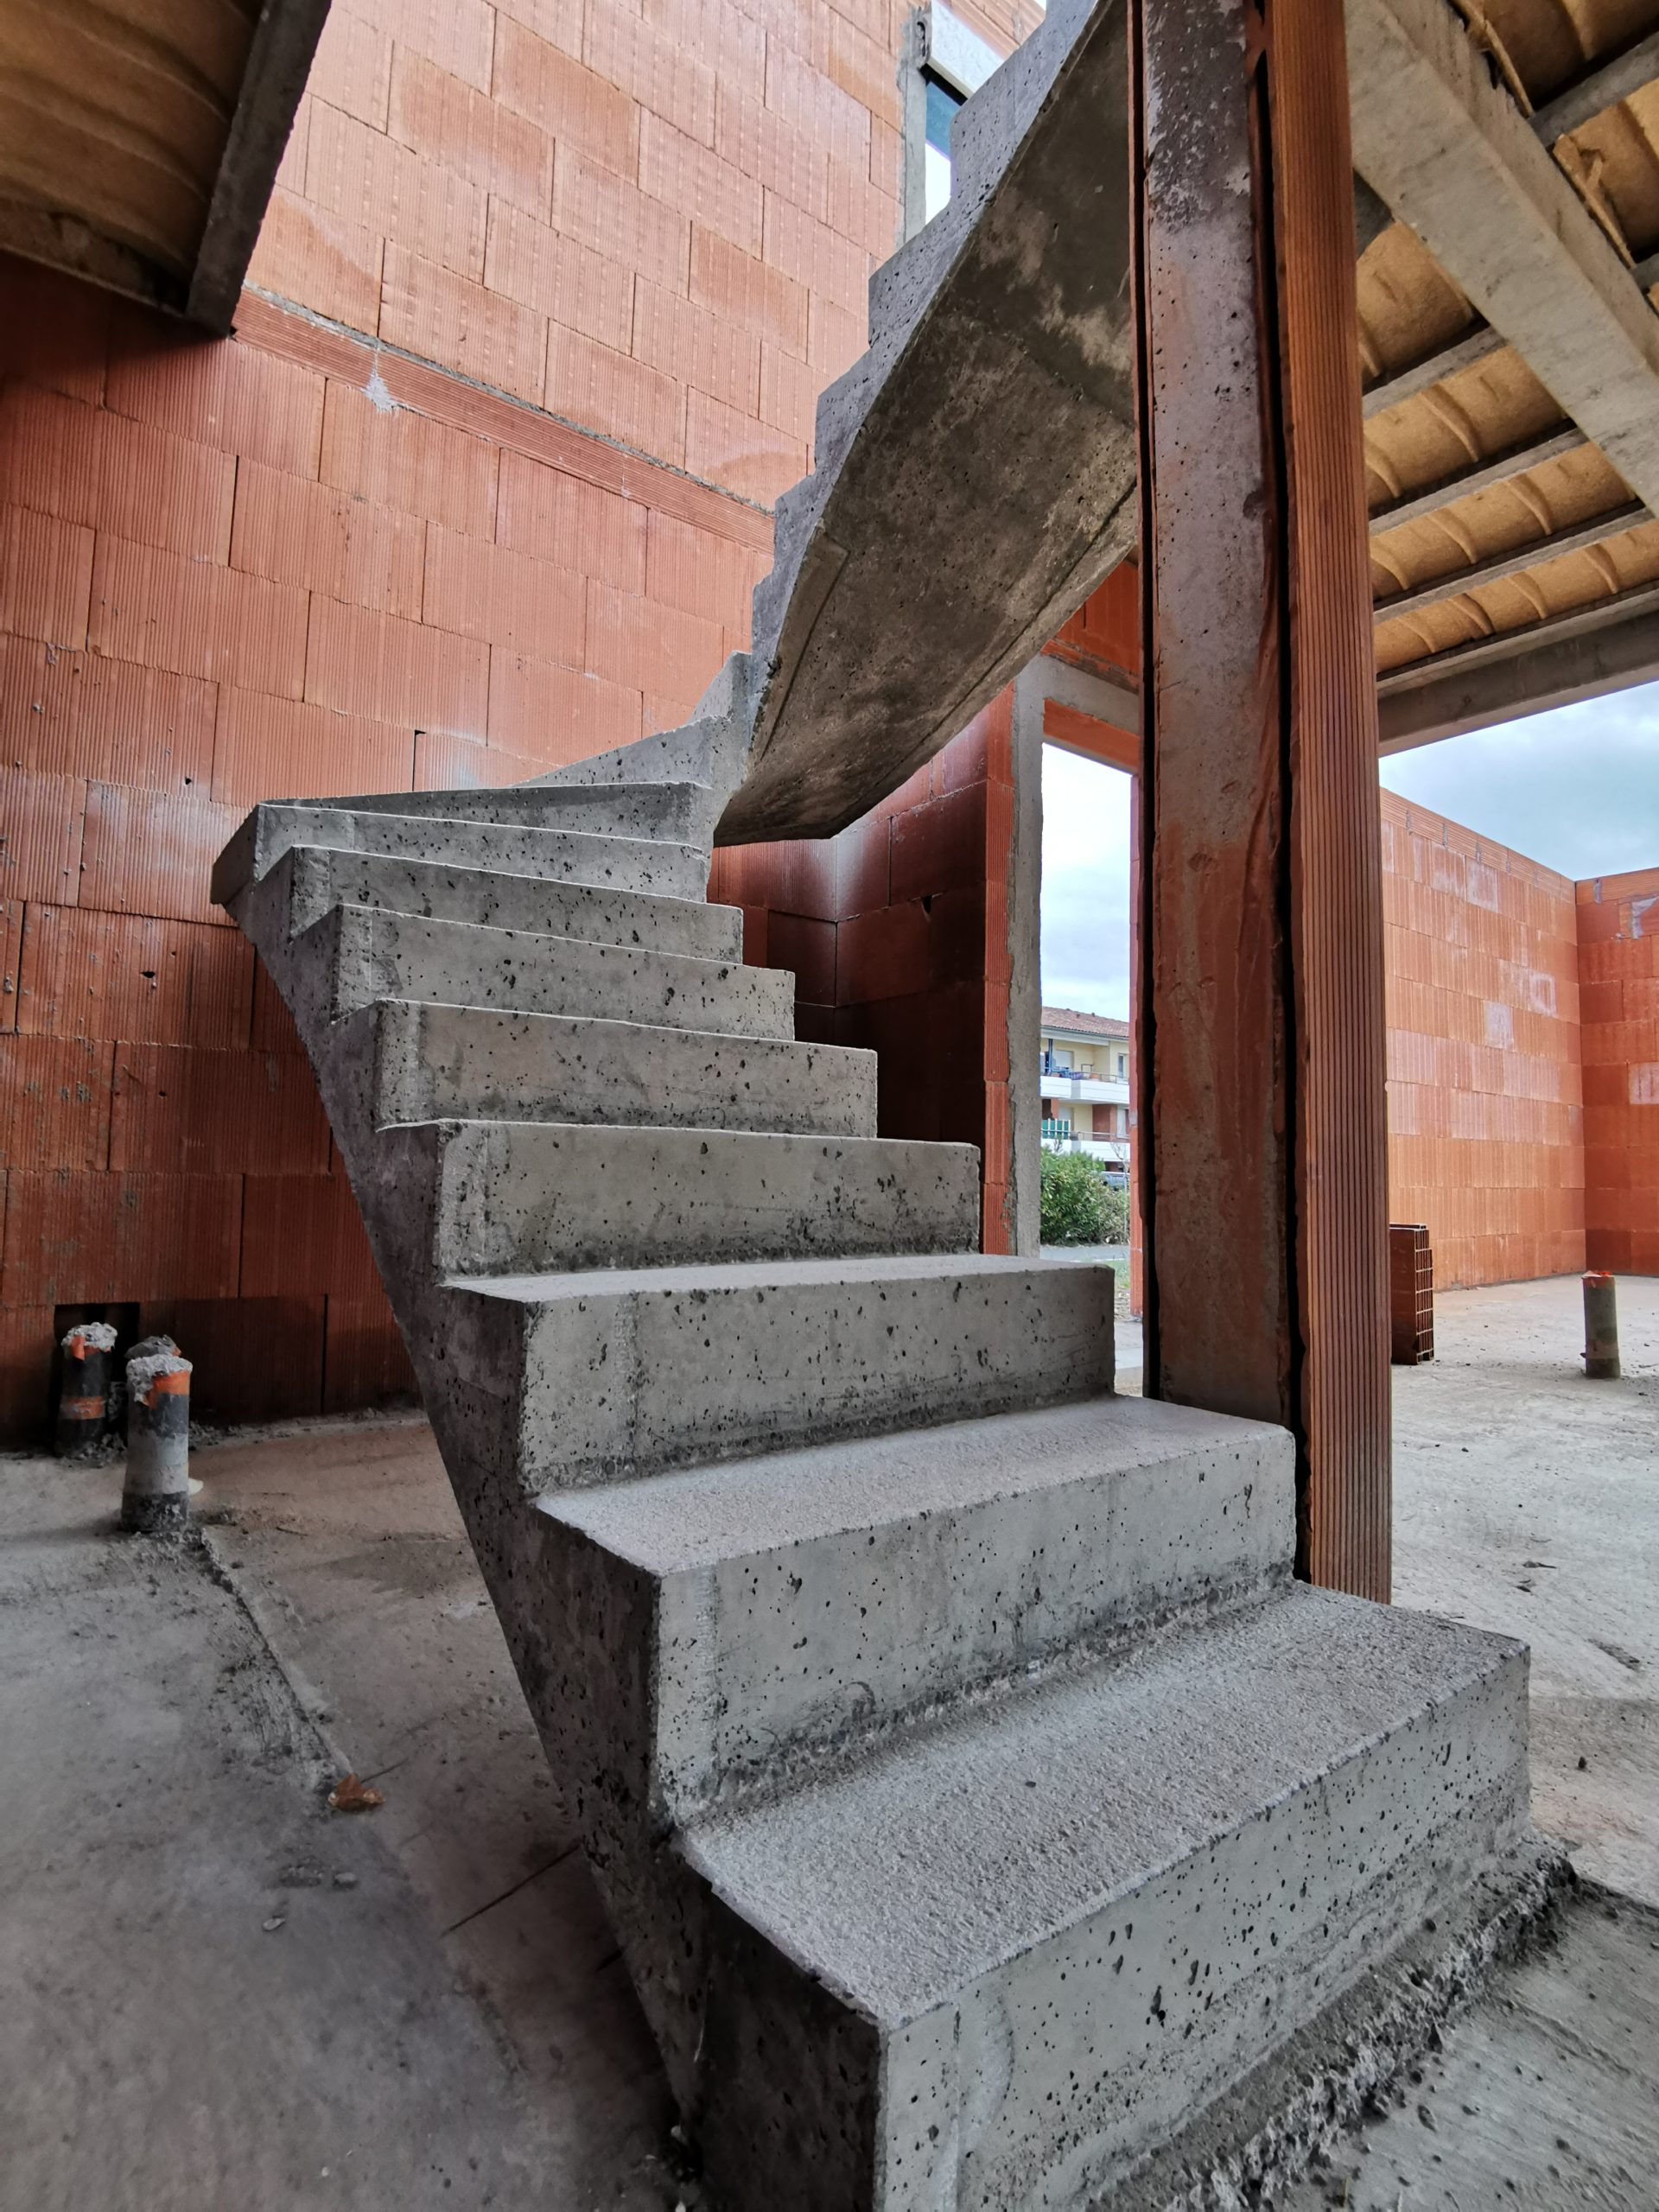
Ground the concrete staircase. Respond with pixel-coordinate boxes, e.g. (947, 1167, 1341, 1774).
(215, 0, 1548, 2198)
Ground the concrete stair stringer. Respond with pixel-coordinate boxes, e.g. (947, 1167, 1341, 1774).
(210, 0, 1554, 2175)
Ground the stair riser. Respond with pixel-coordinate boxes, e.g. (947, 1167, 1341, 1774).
(548, 1422, 1292, 1824)
(288, 846, 741, 961)
(373, 1002, 878, 1138)
(693, 1650, 1530, 2212)
(461, 1266, 1116, 1493)
(332, 782, 721, 842)
(329, 911, 796, 1039)
(214, 802, 709, 904)
(418, 1123, 981, 1275)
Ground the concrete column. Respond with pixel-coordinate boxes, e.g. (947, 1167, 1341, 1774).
(1005, 659, 1047, 1255)
(1134, 0, 1391, 1597)
(1583, 1272, 1620, 1379)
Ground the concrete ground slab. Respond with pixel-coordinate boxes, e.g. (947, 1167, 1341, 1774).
(1389, 1273, 1659, 1908)
(0, 1439, 675, 2212)
(3, 1269, 1654, 2209)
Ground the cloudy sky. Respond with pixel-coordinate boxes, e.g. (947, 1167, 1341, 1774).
(1039, 683, 1659, 1019)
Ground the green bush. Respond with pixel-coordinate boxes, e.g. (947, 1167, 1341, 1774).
(1040, 1147, 1131, 1245)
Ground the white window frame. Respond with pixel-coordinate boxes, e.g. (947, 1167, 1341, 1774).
(900, 3, 1006, 241)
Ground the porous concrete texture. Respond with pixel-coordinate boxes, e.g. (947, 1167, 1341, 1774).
(7, 1270, 1652, 2208)
(207, 16, 1550, 2188)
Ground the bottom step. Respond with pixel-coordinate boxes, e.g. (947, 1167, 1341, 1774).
(683, 1585, 1529, 2212)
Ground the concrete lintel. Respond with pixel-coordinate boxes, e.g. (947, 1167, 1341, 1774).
(1347, 0, 1659, 512)
(1035, 650, 1141, 738)
(188, 0, 332, 334)
(1377, 580, 1659, 749)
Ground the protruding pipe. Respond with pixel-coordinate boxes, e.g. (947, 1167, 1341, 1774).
(1583, 1272, 1621, 1381)
(120, 1348, 194, 1534)
(56, 1321, 118, 1458)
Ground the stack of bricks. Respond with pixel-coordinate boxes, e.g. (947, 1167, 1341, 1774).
(1380, 789, 1586, 1289)
(1578, 866, 1659, 1275)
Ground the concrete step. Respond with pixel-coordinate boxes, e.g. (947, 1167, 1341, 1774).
(274, 843, 741, 961)
(444, 1253, 1116, 1494)
(683, 1585, 1530, 2212)
(212, 799, 709, 906)
(327, 779, 720, 843)
(540, 1395, 1292, 1823)
(315, 905, 796, 1037)
(397, 1119, 980, 1275)
(369, 1001, 878, 1138)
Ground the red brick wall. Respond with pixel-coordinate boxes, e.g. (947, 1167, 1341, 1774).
(1381, 790, 1586, 1288)
(1579, 864, 1659, 1275)
(0, 0, 945, 1438)
(710, 691, 1018, 1249)
(249, 0, 912, 504)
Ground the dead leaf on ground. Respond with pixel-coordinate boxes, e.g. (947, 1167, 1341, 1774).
(327, 1773, 384, 1813)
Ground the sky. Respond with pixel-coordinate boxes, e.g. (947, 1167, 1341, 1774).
(1039, 684, 1659, 1019)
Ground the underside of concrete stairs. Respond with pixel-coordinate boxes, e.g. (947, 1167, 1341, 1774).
(212, 0, 1555, 2200)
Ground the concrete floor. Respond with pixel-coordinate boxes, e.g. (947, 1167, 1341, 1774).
(2, 1273, 1655, 2209)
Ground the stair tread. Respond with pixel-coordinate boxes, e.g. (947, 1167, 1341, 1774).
(682, 1585, 1523, 2025)
(541, 1394, 1261, 1571)
(326, 903, 752, 976)
(451, 1249, 1110, 1301)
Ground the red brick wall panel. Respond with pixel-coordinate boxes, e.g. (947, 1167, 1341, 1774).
(1578, 867, 1659, 1274)
(16, 908, 253, 1047)
(319, 382, 499, 538)
(2, 1169, 242, 1306)
(110, 1045, 331, 1175)
(141, 1294, 327, 1422)
(1383, 792, 1586, 1287)
(230, 461, 427, 620)
(0, 1035, 114, 1170)
(323, 1288, 419, 1412)
(89, 536, 308, 697)
(0, 507, 95, 648)
(6, 652, 217, 792)
(239, 1173, 382, 1301)
(79, 786, 246, 926)
(0, 771, 86, 903)
(211, 690, 416, 810)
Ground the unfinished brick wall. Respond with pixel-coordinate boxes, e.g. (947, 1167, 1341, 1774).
(250, 0, 910, 505)
(1381, 790, 1586, 1289)
(710, 692, 1018, 1249)
(1, 0, 939, 1437)
(1578, 865, 1659, 1276)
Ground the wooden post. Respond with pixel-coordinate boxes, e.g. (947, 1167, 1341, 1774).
(1135, 0, 1391, 1598)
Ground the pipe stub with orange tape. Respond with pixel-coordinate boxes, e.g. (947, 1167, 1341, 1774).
(120, 1347, 194, 1534)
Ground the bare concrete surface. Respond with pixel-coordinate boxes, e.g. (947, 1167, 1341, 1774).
(0, 1429, 677, 2212)
(1280, 1885, 1659, 2211)
(1391, 1274, 1659, 1909)
(3, 1271, 1654, 2209)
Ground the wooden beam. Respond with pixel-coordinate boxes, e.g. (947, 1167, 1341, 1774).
(1373, 499, 1649, 621)
(1361, 323, 1505, 419)
(1136, 0, 1390, 1599)
(188, 0, 332, 333)
(1530, 29, 1659, 144)
(1347, 0, 1659, 514)
(1377, 578, 1659, 747)
(1370, 423, 1586, 535)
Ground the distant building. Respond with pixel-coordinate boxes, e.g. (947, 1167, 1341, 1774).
(1039, 1008, 1131, 1178)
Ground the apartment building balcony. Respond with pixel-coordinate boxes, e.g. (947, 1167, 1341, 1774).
(1038, 1066, 1130, 1107)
